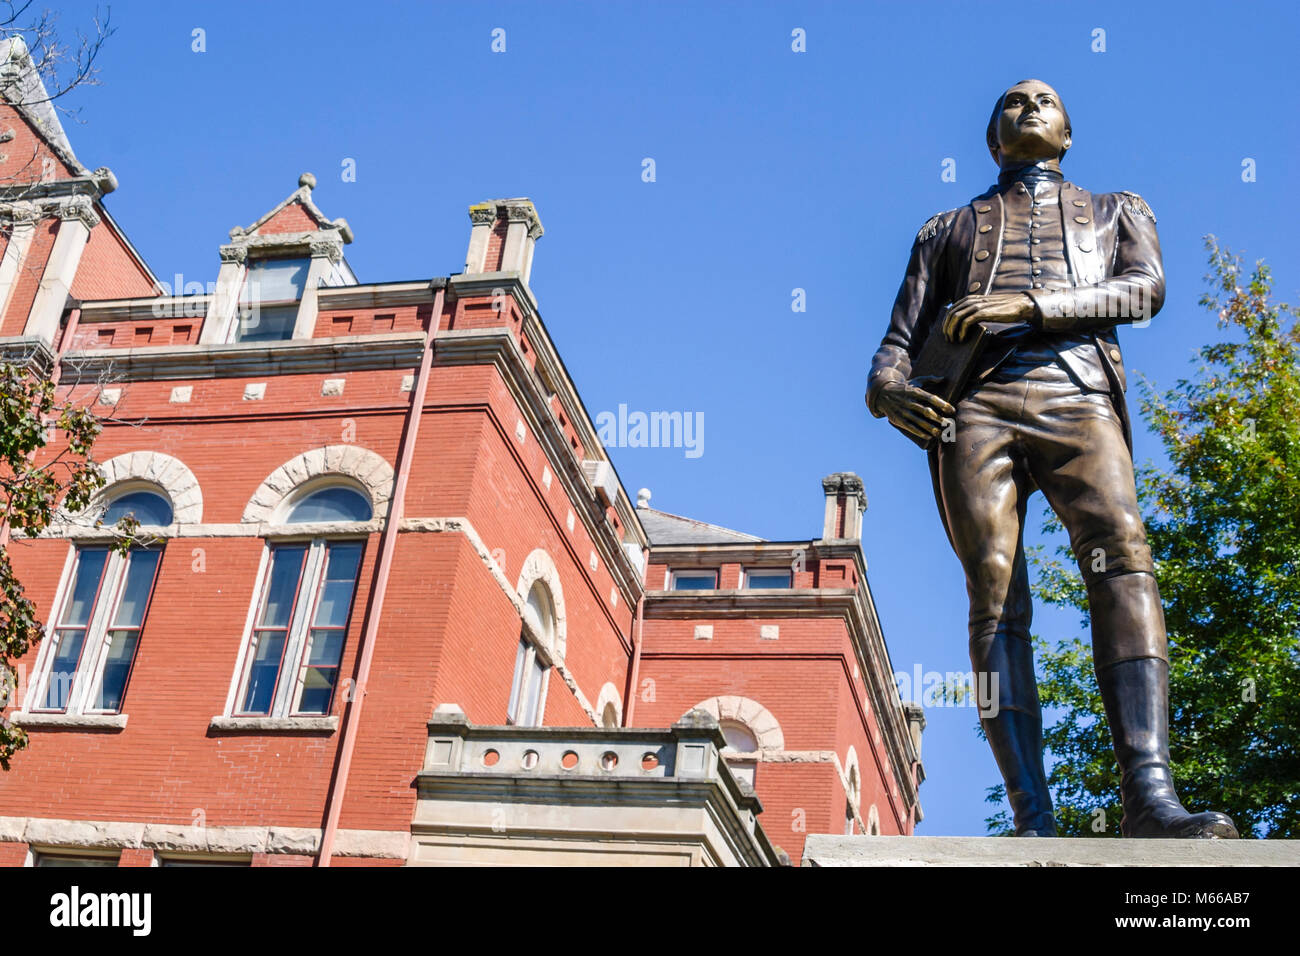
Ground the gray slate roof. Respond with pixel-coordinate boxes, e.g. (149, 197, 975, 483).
(638, 507, 765, 546)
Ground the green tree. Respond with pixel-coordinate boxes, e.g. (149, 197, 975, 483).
(0, 360, 110, 768)
(985, 238, 1300, 838)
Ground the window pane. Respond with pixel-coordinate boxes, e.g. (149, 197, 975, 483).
(112, 550, 161, 628)
(525, 583, 553, 643)
(103, 491, 173, 526)
(41, 629, 87, 710)
(242, 258, 310, 303)
(312, 544, 362, 627)
(670, 572, 715, 590)
(259, 547, 308, 628)
(746, 570, 791, 589)
(296, 629, 344, 715)
(287, 488, 372, 523)
(241, 631, 287, 714)
(234, 304, 298, 343)
(522, 655, 546, 726)
(59, 549, 110, 627)
(507, 639, 527, 721)
(90, 629, 139, 712)
(36, 854, 117, 867)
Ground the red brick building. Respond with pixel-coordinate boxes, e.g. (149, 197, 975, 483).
(0, 45, 922, 866)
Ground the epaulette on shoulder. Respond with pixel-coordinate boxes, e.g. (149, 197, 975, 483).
(1120, 191, 1156, 223)
(916, 212, 946, 243)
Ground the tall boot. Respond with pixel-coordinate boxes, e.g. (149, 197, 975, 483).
(1089, 573, 1238, 839)
(972, 631, 1056, 836)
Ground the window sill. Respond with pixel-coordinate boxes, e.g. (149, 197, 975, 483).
(208, 715, 338, 734)
(11, 712, 128, 730)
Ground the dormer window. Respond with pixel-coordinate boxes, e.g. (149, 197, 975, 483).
(234, 257, 311, 343)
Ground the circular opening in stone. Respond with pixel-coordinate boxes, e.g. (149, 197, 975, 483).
(560, 750, 579, 770)
(521, 749, 540, 770)
(641, 752, 659, 772)
(600, 751, 618, 771)
(482, 748, 500, 767)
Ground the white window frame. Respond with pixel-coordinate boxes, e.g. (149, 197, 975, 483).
(23, 542, 162, 717)
(507, 583, 554, 726)
(669, 569, 718, 590)
(743, 567, 792, 589)
(225, 535, 364, 719)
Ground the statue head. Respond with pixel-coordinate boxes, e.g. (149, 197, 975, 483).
(985, 79, 1072, 167)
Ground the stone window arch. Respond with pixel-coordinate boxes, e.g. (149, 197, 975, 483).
(682, 696, 784, 751)
(844, 746, 862, 834)
(242, 445, 393, 526)
(595, 681, 622, 728)
(515, 548, 567, 661)
(52, 451, 202, 531)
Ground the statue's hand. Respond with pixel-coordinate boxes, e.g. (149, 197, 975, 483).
(876, 381, 955, 442)
(943, 293, 1036, 342)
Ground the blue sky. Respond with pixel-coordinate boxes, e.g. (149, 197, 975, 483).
(49, 0, 1300, 835)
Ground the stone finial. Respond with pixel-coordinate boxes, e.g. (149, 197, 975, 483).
(463, 197, 545, 284)
(298, 172, 317, 190)
(636, 488, 652, 509)
(674, 708, 720, 731)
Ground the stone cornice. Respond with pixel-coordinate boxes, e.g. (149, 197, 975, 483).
(0, 335, 54, 374)
(316, 281, 437, 311)
(58, 332, 427, 381)
(78, 295, 208, 323)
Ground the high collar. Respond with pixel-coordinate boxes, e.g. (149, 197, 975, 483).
(997, 161, 1064, 190)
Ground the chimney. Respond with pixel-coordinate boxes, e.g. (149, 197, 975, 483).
(821, 472, 867, 540)
(463, 198, 544, 285)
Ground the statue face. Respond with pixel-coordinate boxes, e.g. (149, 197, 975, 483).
(993, 80, 1071, 165)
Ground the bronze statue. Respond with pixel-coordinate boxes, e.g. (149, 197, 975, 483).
(867, 79, 1238, 838)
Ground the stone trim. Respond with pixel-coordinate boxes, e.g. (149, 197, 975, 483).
(242, 445, 395, 524)
(516, 548, 568, 661)
(10, 713, 127, 730)
(594, 681, 623, 726)
(685, 696, 784, 751)
(0, 816, 407, 859)
(75, 452, 202, 528)
(208, 716, 338, 734)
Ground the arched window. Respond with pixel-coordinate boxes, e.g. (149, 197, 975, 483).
(845, 765, 860, 835)
(601, 702, 620, 729)
(103, 488, 173, 526)
(229, 482, 371, 720)
(508, 581, 553, 726)
(285, 486, 372, 523)
(25, 484, 173, 719)
(720, 719, 759, 788)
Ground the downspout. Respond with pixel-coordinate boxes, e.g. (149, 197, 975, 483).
(0, 299, 81, 552)
(622, 545, 649, 725)
(316, 282, 446, 866)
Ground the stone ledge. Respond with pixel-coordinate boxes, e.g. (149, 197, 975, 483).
(11, 712, 128, 730)
(802, 834, 1300, 867)
(208, 716, 338, 734)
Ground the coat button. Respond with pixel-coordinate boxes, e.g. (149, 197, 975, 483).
(969, 281, 981, 291)
(1032, 269, 1042, 276)
(1033, 282, 1043, 288)
(1031, 238, 1041, 244)
(976, 204, 991, 213)
(1078, 243, 1093, 253)
(975, 250, 990, 260)
(1072, 200, 1086, 207)
(1109, 349, 1121, 362)
(1031, 256, 1042, 262)
(979, 224, 992, 233)
(1075, 216, 1090, 224)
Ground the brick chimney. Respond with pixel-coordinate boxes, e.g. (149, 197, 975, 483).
(821, 472, 867, 540)
(463, 198, 544, 285)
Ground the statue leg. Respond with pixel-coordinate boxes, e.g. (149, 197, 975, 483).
(937, 384, 1056, 837)
(1025, 376, 1238, 838)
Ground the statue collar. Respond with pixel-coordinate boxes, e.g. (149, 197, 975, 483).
(997, 162, 1065, 191)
